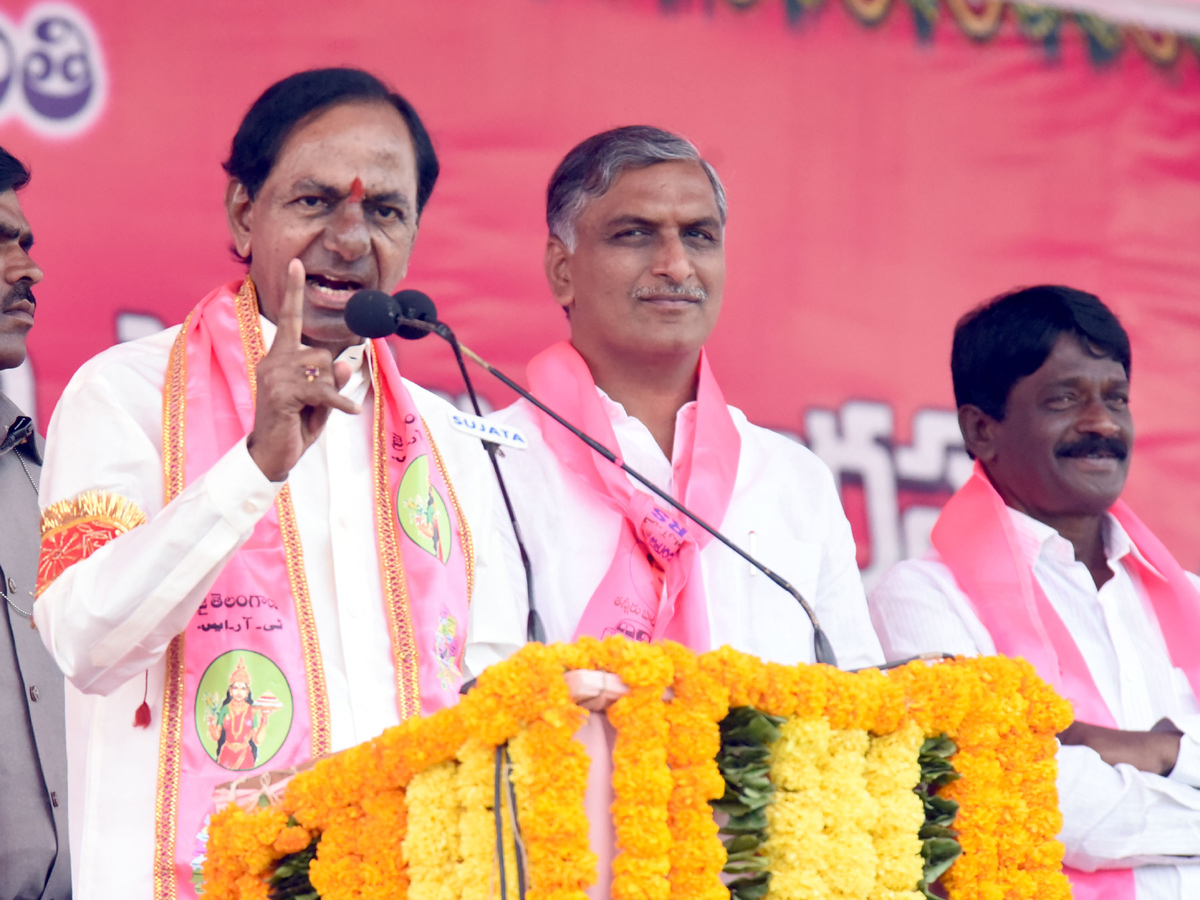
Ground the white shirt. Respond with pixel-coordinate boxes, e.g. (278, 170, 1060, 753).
(488, 393, 884, 669)
(869, 508, 1200, 900)
(34, 318, 525, 900)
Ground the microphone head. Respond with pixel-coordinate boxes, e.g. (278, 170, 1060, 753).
(392, 289, 438, 341)
(344, 289, 401, 339)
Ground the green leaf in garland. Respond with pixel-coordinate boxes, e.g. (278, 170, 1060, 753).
(268, 834, 321, 900)
(918, 822, 959, 841)
(919, 737, 956, 759)
(728, 872, 770, 900)
(714, 707, 780, 895)
(921, 836, 963, 883)
(915, 733, 963, 897)
(922, 794, 960, 825)
(720, 808, 769, 834)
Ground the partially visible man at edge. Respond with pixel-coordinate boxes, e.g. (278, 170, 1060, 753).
(870, 286, 1200, 900)
(0, 147, 70, 900)
(489, 125, 883, 668)
(33, 69, 522, 900)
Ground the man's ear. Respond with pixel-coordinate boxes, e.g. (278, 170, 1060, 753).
(544, 237, 573, 313)
(958, 404, 1000, 463)
(225, 179, 253, 259)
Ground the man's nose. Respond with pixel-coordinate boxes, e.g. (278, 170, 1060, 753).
(652, 234, 694, 284)
(4, 246, 42, 286)
(1078, 395, 1124, 435)
(324, 200, 370, 260)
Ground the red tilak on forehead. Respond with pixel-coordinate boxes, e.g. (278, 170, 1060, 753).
(348, 177, 365, 203)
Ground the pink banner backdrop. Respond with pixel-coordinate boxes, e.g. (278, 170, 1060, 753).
(3, 0, 1200, 583)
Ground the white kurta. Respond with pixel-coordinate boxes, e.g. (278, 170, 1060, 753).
(869, 508, 1200, 900)
(488, 394, 884, 669)
(34, 318, 525, 900)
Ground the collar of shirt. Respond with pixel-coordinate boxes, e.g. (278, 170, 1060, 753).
(1005, 505, 1165, 582)
(595, 387, 698, 494)
(0, 390, 40, 463)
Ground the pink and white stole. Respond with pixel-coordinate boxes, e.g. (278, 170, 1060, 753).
(526, 341, 740, 650)
(933, 461, 1200, 900)
(154, 279, 472, 899)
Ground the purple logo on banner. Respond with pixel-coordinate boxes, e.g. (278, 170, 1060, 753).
(0, 3, 105, 136)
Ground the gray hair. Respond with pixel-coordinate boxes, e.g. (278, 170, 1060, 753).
(546, 125, 727, 250)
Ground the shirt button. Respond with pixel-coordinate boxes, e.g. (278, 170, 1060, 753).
(7, 576, 15, 593)
(242, 500, 257, 514)
(28, 685, 39, 702)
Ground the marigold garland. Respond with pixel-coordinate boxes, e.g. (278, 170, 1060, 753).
(455, 740, 499, 900)
(203, 640, 1070, 900)
(662, 643, 728, 900)
(403, 763, 458, 900)
(866, 721, 925, 899)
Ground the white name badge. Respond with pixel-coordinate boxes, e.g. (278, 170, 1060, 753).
(448, 411, 529, 449)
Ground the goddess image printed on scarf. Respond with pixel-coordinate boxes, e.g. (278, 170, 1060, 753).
(196, 650, 293, 771)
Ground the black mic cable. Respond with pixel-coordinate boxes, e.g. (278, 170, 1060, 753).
(346, 290, 545, 645)
(347, 293, 839, 668)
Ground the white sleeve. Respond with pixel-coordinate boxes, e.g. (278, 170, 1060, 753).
(1058, 744, 1200, 868)
(34, 345, 281, 696)
(1162, 574, 1200, 787)
(812, 475, 884, 670)
(462, 459, 528, 678)
(868, 558, 993, 661)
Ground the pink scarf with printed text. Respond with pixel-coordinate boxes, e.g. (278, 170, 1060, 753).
(157, 279, 471, 899)
(933, 461, 1200, 900)
(526, 341, 740, 650)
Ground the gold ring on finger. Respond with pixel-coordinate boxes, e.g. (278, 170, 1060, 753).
(303, 365, 320, 382)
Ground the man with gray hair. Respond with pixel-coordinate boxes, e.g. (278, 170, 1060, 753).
(489, 125, 882, 667)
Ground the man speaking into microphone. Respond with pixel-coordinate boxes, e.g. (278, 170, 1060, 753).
(489, 126, 883, 667)
(33, 68, 523, 900)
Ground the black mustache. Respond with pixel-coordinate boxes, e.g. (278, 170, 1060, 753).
(1056, 434, 1128, 460)
(2, 279, 35, 310)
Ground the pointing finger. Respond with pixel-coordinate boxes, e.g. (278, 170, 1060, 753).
(271, 259, 306, 351)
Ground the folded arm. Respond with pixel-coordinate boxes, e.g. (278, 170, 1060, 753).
(1059, 720, 1182, 777)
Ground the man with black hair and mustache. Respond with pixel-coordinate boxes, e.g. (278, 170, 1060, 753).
(32, 69, 522, 900)
(0, 145, 71, 900)
(871, 285, 1200, 900)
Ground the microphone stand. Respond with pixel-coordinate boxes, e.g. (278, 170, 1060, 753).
(436, 325, 546, 644)
(409, 318, 839, 668)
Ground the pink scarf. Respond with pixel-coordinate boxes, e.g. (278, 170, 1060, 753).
(526, 341, 740, 650)
(154, 279, 472, 899)
(933, 461, 1200, 900)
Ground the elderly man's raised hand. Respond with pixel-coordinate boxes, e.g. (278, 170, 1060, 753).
(246, 259, 361, 482)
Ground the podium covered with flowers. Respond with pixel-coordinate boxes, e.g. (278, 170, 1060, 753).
(200, 638, 1072, 900)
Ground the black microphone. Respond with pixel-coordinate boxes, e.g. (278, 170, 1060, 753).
(345, 288, 545, 645)
(344, 289, 439, 341)
(353, 294, 840, 668)
(344, 289, 399, 337)
(392, 290, 439, 341)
